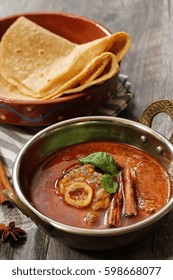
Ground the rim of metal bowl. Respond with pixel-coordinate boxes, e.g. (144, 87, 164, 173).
(12, 116, 173, 236)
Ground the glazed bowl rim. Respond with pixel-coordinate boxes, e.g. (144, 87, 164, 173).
(12, 116, 173, 236)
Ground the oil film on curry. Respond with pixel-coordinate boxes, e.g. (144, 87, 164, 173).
(29, 141, 170, 229)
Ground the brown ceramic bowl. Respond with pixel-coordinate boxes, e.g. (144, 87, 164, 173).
(0, 12, 117, 126)
(3, 101, 173, 250)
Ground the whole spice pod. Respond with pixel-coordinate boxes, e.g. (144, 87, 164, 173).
(0, 221, 27, 242)
(0, 160, 14, 204)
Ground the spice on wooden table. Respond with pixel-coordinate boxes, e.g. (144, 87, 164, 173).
(0, 221, 27, 242)
(0, 160, 14, 204)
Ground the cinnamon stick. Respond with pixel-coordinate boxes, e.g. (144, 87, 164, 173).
(116, 180, 123, 226)
(123, 166, 137, 216)
(0, 160, 14, 204)
(108, 172, 123, 227)
(108, 194, 118, 226)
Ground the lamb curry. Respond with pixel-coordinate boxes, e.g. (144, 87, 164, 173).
(29, 141, 171, 229)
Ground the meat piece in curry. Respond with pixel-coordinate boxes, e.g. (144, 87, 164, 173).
(57, 164, 110, 224)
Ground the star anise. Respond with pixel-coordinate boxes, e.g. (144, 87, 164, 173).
(0, 221, 27, 242)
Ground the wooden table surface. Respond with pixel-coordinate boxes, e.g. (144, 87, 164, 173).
(0, 0, 173, 260)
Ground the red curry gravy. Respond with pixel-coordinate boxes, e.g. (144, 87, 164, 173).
(28, 141, 171, 229)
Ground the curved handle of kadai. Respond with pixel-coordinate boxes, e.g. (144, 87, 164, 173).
(140, 99, 173, 144)
(2, 189, 53, 234)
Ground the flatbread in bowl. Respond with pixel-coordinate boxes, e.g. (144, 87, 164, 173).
(0, 12, 131, 125)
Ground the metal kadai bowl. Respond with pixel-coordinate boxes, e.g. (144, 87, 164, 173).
(3, 99, 173, 250)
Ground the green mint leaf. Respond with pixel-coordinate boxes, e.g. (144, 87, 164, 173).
(100, 174, 118, 194)
(78, 152, 119, 175)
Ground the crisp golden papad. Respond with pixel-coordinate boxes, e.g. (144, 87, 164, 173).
(0, 16, 131, 100)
